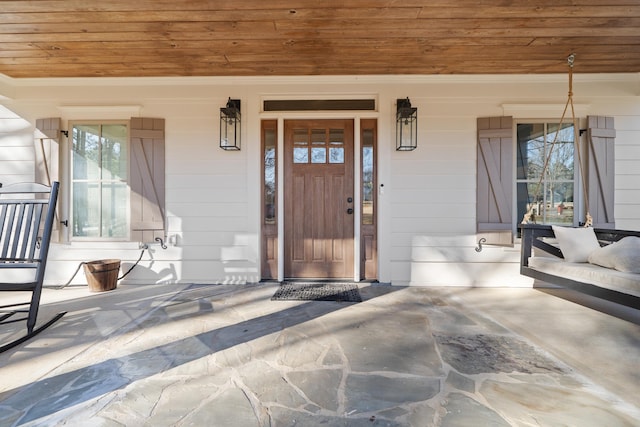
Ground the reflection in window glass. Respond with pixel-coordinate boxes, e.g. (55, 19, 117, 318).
(548, 123, 575, 180)
(516, 123, 544, 181)
(101, 182, 128, 237)
(329, 129, 344, 164)
(311, 129, 325, 146)
(329, 147, 344, 163)
(308, 129, 327, 163)
(516, 122, 575, 225)
(294, 147, 309, 163)
(293, 128, 309, 163)
(294, 128, 308, 145)
(311, 147, 326, 163)
(72, 182, 99, 237)
(362, 129, 374, 225)
(72, 125, 101, 180)
(72, 122, 128, 239)
(329, 129, 343, 144)
(101, 124, 128, 181)
(264, 128, 276, 224)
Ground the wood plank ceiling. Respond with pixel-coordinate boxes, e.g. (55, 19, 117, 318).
(0, 0, 639, 78)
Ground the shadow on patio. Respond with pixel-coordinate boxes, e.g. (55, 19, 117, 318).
(1, 283, 638, 426)
(0, 283, 402, 425)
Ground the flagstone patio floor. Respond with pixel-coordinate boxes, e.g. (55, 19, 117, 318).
(0, 283, 638, 426)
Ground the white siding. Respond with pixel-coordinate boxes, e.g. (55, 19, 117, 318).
(0, 74, 638, 287)
(0, 105, 33, 186)
(613, 114, 640, 230)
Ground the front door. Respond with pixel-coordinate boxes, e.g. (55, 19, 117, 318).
(284, 119, 354, 279)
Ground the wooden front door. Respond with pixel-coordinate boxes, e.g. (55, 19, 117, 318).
(284, 119, 354, 279)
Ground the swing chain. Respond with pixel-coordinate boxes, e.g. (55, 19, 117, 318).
(521, 53, 590, 227)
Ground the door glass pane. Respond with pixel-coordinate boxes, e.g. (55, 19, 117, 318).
(362, 129, 374, 225)
(264, 128, 276, 224)
(293, 147, 308, 163)
(311, 128, 325, 145)
(310, 129, 326, 163)
(311, 147, 326, 163)
(329, 129, 343, 142)
(293, 128, 309, 163)
(329, 128, 344, 164)
(293, 128, 308, 145)
(329, 147, 344, 163)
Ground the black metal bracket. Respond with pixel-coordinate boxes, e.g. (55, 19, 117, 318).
(155, 237, 168, 249)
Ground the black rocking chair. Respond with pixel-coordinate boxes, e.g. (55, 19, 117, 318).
(0, 181, 65, 353)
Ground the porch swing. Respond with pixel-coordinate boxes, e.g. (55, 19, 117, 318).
(518, 54, 640, 309)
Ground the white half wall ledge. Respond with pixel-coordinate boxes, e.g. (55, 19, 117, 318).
(501, 103, 591, 118)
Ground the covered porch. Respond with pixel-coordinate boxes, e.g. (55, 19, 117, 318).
(1, 282, 638, 426)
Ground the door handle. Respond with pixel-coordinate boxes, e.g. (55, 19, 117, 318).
(347, 208, 354, 214)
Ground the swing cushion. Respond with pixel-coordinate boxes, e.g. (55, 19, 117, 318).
(552, 226, 601, 263)
(588, 236, 640, 274)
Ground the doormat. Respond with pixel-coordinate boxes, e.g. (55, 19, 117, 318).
(271, 282, 362, 302)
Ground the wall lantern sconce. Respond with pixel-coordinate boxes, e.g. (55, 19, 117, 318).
(220, 98, 241, 151)
(396, 97, 417, 151)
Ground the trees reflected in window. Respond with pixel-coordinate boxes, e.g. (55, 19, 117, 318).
(517, 122, 575, 225)
(263, 127, 276, 224)
(72, 122, 128, 239)
(362, 129, 374, 225)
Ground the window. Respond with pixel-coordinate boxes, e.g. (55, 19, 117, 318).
(263, 124, 277, 225)
(71, 122, 129, 239)
(477, 115, 615, 241)
(361, 128, 375, 226)
(516, 122, 576, 226)
(292, 128, 345, 164)
(261, 120, 278, 279)
(360, 119, 377, 279)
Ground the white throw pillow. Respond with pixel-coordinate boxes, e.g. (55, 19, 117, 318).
(588, 236, 640, 273)
(552, 226, 601, 263)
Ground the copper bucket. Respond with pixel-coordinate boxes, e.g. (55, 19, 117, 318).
(84, 259, 121, 292)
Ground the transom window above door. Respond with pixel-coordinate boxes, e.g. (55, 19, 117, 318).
(293, 128, 345, 164)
